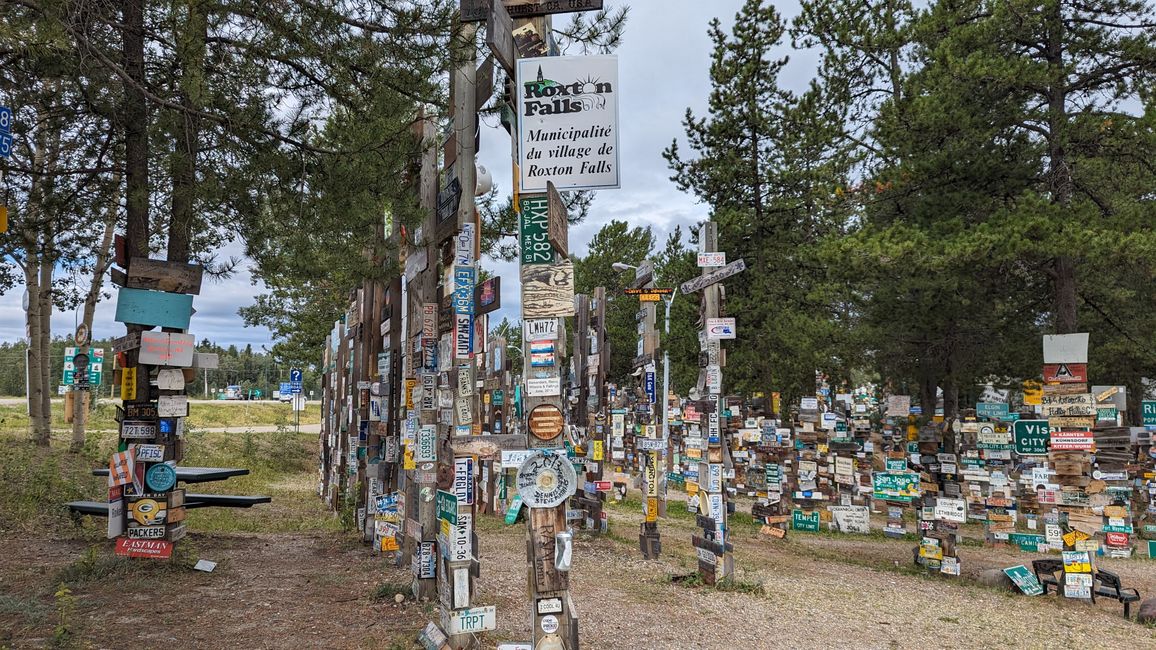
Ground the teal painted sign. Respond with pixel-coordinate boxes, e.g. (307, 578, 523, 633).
(791, 509, 820, 532)
(114, 287, 193, 330)
(1009, 533, 1045, 552)
(977, 402, 1009, 419)
(1013, 420, 1050, 455)
(1003, 565, 1044, 596)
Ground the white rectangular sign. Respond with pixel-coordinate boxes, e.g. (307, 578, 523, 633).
(517, 55, 620, 192)
(1043, 333, 1089, 364)
(448, 605, 497, 635)
(697, 252, 726, 268)
(524, 318, 559, 341)
(525, 376, 560, 397)
(705, 318, 736, 340)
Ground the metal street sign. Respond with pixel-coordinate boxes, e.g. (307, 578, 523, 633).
(290, 367, 303, 394)
(680, 259, 746, 293)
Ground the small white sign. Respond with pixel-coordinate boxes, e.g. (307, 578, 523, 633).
(524, 319, 559, 341)
(157, 394, 188, 417)
(697, 252, 726, 267)
(525, 376, 560, 397)
(705, 317, 736, 340)
(1042, 333, 1089, 364)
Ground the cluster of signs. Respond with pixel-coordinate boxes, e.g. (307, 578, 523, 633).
(106, 249, 212, 560)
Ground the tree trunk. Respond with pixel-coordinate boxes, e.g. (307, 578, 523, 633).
(37, 243, 53, 436)
(1045, 2, 1077, 333)
(70, 180, 121, 453)
(123, 0, 149, 257)
(917, 354, 937, 425)
(24, 260, 48, 446)
(167, 0, 207, 263)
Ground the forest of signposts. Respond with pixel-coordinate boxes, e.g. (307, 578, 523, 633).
(5, 0, 1156, 646)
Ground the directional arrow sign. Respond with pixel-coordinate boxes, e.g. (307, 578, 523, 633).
(680, 259, 746, 294)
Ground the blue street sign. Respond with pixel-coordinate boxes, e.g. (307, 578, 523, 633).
(0, 133, 11, 159)
(290, 367, 303, 394)
(280, 382, 292, 396)
(0, 106, 11, 133)
(644, 371, 656, 403)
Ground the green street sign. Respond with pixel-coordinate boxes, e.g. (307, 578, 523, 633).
(1013, 420, 1050, 455)
(518, 196, 551, 265)
(885, 458, 907, 472)
(436, 490, 458, 524)
(872, 472, 919, 501)
(791, 509, 820, 532)
(1003, 564, 1044, 596)
(1143, 401, 1156, 426)
(504, 493, 523, 525)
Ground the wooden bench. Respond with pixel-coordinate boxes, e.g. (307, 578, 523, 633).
(66, 494, 271, 518)
(1033, 559, 1141, 618)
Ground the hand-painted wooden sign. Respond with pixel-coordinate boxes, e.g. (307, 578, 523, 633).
(679, 259, 746, 294)
(475, 277, 501, 316)
(120, 367, 138, 401)
(138, 332, 195, 366)
(112, 257, 204, 295)
(528, 404, 564, 441)
(114, 287, 193, 330)
(516, 452, 577, 508)
(521, 261, 575, 318)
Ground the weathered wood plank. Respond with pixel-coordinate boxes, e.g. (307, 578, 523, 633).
(126, 257, 204, 295)
(450, 434, 527, 460)
(521, 261, 575, 318)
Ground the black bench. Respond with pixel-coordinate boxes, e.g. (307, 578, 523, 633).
(66, 494, 272, 518)
(1093, 568, 1141, 618)
(1033, 559, 1141, 618)
(1032, 558, 1063, 593)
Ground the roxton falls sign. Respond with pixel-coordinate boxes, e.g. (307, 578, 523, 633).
(517, 55, 619, 192)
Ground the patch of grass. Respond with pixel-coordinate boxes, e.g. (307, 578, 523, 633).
(715, 576, 765, 595)
(0, 399, 321, 436)
(0, 593, 51, 625)
(938, 616, 959, 624)
(371, 581, 411, 602)
(0, 432, 107, 534)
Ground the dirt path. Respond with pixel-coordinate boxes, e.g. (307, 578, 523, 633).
(5, 503, 1154, 649)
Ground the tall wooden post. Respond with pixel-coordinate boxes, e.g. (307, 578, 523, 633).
(692, 222, 733, 584)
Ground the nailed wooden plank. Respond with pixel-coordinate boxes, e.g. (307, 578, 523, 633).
(521, 261, 575, 318)
(529, 506, 569, 593)
(486, 0, 515, 74)
(450, 434, 527, 461)
(114, 287, 193, 330)
(679, 259, 746, 294)
(126, 257, 203, 295)
(546, 181, 568, 258)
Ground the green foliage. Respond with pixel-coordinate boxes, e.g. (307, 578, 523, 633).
(571, 220, 656, 386)
(371, 581, 410, 602)
(51, 584, 78, 649)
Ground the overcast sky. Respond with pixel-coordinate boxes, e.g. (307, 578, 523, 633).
(1, 0, 811, 351)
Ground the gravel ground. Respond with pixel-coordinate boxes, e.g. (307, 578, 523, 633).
(3, 504, 1154, 649)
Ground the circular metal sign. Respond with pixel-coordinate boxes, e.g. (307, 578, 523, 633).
(528, 404, 564, 441)
(516, 452, 577, 508)
(145, 464, 177, 492)
(75, 324, 89, 346)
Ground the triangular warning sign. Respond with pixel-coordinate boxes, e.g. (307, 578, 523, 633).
(1053, 363, 1073, 380)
